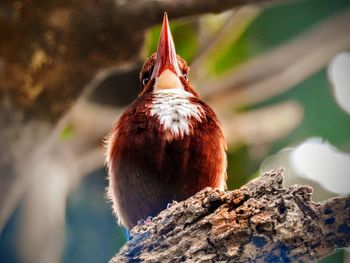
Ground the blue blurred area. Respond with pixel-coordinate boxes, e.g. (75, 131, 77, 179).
(62, 168, 126, 263)
(0, 169, 126, 263)
(0, 207, 21, 263)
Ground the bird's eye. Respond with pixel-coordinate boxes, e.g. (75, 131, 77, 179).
(183, 73, 188, 81)
(142, 77, 149, 86)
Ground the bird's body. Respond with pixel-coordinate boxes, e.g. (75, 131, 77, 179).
(106, 13, 226, 230)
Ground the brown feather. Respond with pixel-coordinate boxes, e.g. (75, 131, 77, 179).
(106, 86, 226, 229)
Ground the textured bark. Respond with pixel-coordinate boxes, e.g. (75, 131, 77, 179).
(110, 169, 350, 263)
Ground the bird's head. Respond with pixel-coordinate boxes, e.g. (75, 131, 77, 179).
(139, 13, 199, 97)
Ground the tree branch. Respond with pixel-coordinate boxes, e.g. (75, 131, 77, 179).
(115, 0, 280, 28)
(200, 8, 350, 112)
(110, 169, 350, 262)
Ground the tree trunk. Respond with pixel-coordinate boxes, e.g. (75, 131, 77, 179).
(111, 169, 350, 263)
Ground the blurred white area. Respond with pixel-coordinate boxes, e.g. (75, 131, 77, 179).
(328, 52, 350, 114)
(18, 145, 79, 263)
(290, 138, 350, 195)
(261, 137, 350, 201)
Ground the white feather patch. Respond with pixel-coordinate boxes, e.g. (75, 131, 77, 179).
(150, 89, 204, 137)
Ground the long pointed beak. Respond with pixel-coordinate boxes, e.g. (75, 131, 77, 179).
(151, 12, 182, 80)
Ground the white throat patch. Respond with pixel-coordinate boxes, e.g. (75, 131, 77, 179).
(150, 89, 204, 137)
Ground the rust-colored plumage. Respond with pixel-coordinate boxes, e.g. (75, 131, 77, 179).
(106, 13, 227, 230)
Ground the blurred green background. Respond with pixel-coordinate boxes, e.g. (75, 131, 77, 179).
(1, 0, 350, 262)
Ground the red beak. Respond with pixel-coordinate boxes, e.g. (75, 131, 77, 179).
(151, 12, 182, 80)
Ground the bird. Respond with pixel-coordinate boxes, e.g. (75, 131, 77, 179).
(105, 12, 227, 230)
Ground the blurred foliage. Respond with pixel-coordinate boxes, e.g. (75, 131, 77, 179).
(211, 0, 350, 74)
(319, 250, 344, 263)
(226, 146, 260, 190)
(1, 0, 350, 262)
(60, 125, 75, 140)
(259, 70, 350, 154)
(144, 21, 199, 62)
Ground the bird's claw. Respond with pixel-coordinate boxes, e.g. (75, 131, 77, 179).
(137, 216, 153, 226)
(167, 200, 178, 209)
(137, 219, 146, 226)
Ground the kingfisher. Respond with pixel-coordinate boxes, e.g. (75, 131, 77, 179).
(106, 13, 227, 230)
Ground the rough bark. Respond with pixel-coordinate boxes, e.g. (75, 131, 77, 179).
(110, 169, 350, 263)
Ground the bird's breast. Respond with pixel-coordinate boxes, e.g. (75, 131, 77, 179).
(148, 89, 204, 139)
(106, 89, 226, 228)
